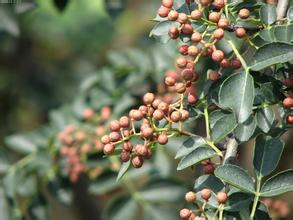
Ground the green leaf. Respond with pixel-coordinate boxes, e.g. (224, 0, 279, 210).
(103, 195, 138, 220)
(234, 115, 256, 142)
(253, 25, 293, 46)
(260, 82, 280, 103)
(253, 135, 284, 178)
(116, 160, 130, 181)
(224, 192, 252, 211)
(16, 175, 37, 197)
(144, 205, 179, 220)
(256, 106, 275, 133)
(214, 164, 255, 194)
(0, 8, 19, 36)
(260, 4, 277, 25)
(112, 94, 135, 115)
(173, 0, 186, 10)
(194, 175, 225, 193)
(3, 171, 15, 199)
(177, 147, 217, 170)
(5, 134, 37, 154)
(219, 72, 254, 123)
(255, 203, 271, 220)
(0, 188, 9, 220)
(149, 21, 180, 44)
(210, 110, 237, 143)
(175, 136, 207, 159)
(89, 172, 121, 194)
(140, 180, 185, 203)
(154, 148, 171, 177)
(0, 151, 10, 175)
(261, 170, 293, 197)
(287, 6, 293, 21)
(249, 43, 293, 71)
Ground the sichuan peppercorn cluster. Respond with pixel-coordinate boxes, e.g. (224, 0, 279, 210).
(57, 107, 111, 182)
(101, 90, 192, 168)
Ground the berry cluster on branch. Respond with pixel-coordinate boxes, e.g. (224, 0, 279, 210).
(57, 107, 111, 182)
(101, 90, 192, 168)
(179, 189, 228, 220)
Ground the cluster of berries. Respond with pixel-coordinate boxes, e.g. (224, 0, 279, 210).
(262, 198, 290, 219)
(57, 107, 111, 182)
(165, 66, 199, 104)
(156, 0, 256, 82)
(101, 90, 192, 168)
(180, 189, 228, 219)
(201, 159, 215, 174)
(283, 93, 293, 125)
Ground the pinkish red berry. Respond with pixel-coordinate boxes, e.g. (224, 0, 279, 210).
(218, 18, 229, 29)
(141, 127, 153, 139)
(231, 58, 242, 69)
(235, 28, 246, 38)
(109, 132, 121, 142)
(181, 68, 194, 81)
(170, 111, 182, 122)
(132, 156, 144, 168)
(200, 188, 211, 201)
(122, 141, 133, 152)
(180, 109, 190, 121)
(165, 76, 176, 86)
(178, 13, 188, 24)
(185, 191, 196, 203)
(213, 28, 224, 40)
(162, 0, 173, 8)
(209, 12, 220, 23)
(103, 143, 115, 155)
(191, 32, 202, 43)
(220, 58, 230, 68)
(188, 45, 199, 57)
(239, 8, 250, 19)
(83, 108, 95, 119)
(190, 9, 202, 20)
(101, 135, 111, 144)
(283, 97, 293, 108)
(110, 120, 120, 131)
(143, 93, 155, 105)
(120, 151, 131, 162)
(168, 27, 180, 39)
(187, 93, 198, 104)
(179, 208, 191, 219)
(182, 24, 193, 34)
(176, 57, 188, 68)
(158, 102, 169, 113)
(158, 5, 170, 17)
(168, 10, 178, 21)
(175, 82, 186, 94)
(130, 110, 143, 121)
(212, 0, 225, 9)
(179, 45, 189, 55)
(119, 116, 130, 128)
(212, 50, 224, 62)
(287, 115, 293, 124)
(217, 192, 228, 204)
(153, 109, 165, 121)
(208, 70, 220, 81)
(158, 133, 168, 145)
